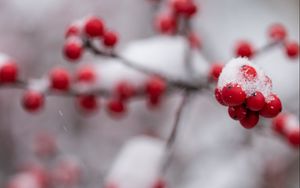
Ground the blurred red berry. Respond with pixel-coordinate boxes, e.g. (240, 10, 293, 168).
(103, 31, 118, 48)
(171, 0, 198, 17)
(65, 23, 81, 38)
(188, 32, 201, 49)
(228, 105, 247, 120)
(155, 14, 177, 34)
(84, 16, 105, 37)
(76, 66, 96, 83)
(246, 92, 265, 111)
(235, 41, 254, 58)
(221, 83, 246, 106)
(107, 98, 126, 116)
(272, 113, 287, 134)
(259, 94, 282, 118)
(49, 68, 70, 91)
(115, 81, 135, 101)
(285, 41, 299, 59)
(22, 90, 44, 112)
(0, 61, 18, 83)
(209, 63, 224, 81)
(153, 178, 167, 188)
(240, 111, 259, 129)
(145, 76, 166, 98)
(63, 38, 83, 61)
(77, 95, 98, 112)
(268, 23, 287, 41)
(287, 128, 300, 148)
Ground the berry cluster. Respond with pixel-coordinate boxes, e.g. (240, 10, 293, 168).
(215, 58, 282, 129)
(155, 0, 198, 34)
(63, 16, 119, 62)
(272, 113, 300, 148)
(0, 54, 19, 84)
(234, 23, 299, 59)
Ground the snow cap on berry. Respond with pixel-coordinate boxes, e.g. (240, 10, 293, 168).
(217, 57, 273, 101)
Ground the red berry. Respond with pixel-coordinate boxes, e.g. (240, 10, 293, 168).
(221, 83, 246, 106)
(65, 24, 81, 38)
(0, 61, 18, 83)
(103, 31, 118, 48)
(33, 132, 57, 157)
(49, 68, 70, 91)
(77, 95, 98, 112)
(115, 81, 135, 101)
(188, 32, 201, 49)
(268, 23, 287, 41)
(272, 113, 287, 134)
(214, 88, 226, 106)
(84, 16, 105, 37)
(145, 76, 166, 98)
(287, 128, 300, 148)
(147, 95, 162, 108)
(22, 90, 44, 112)
(63, 38, 83, 61)
(107, 98, 126, 116)
(259, 94, 282, 118)
(239, 111, 259, 129)
(155, 14, 177, 34)
(228, 105, 247, 120)
(209, 63, 224, 81)
(171, 0, 198, 17)
(240, 64, 257, 80)
(153, 178, 166, 188)
(76, 66, 95, 83)
(285, 41, 299, 59)
(105, 182, 118, 188)
(235, 41, 254, 58)
(246, 92, 265, 111)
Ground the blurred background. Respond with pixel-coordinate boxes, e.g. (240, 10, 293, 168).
(0, 0, 299, 187)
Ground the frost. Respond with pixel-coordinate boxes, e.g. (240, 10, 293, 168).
(217, 57, 273, 101)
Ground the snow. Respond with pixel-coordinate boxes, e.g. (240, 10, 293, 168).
(284, 114, 299, 133)
(217, 57, 273, 101)
(27, 78, 50, 93)
(0, 53, 10, 67)
(105, 136, 165, 188)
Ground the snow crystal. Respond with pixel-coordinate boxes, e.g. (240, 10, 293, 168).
(217, 57, 273, 101)
(105, 136, 165, 188)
